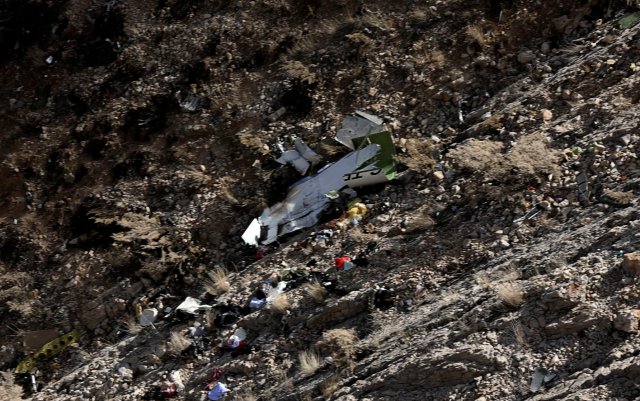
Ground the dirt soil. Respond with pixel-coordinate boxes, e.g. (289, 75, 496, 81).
(1, 0, 640, 400)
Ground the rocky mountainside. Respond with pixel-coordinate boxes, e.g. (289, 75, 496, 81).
(1, 0, 640, 400)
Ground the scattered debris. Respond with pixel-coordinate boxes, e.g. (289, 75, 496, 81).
(513, 205, 542, 225)
(207, 382, 229, 400)
(214, 304, 248, 326)
(275, 138, 322, 175)
(373, 287, 395, 310)
(15, 331, 80, 373)
(619, 12, 640, 29)
(336, 200, 367, 228)
(179, 93, 207, 112)
(242, 111, 397, 245)
(242, 143, 381, 244)
(139, 308, 158, 327)
(226, 328, 247, 350)
(176, 297, 213, 317)
(116, 363, 133, 380)
(335, 256, 354, 271)
(530, 367, 555, 392)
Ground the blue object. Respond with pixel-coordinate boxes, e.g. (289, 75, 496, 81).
(208, 383, 228, 400)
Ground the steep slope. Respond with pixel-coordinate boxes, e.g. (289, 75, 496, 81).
(1, 0, 639, 400)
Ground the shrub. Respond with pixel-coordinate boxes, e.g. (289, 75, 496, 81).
(168, 331, 191, 355)
(298, 350, 322, 376)
(317, 328, 358, 371)
(269, 294, 291, 313)
(304, 280, 328, 303)
(495, 282, 524, 306)
(204, 267, 230, 296)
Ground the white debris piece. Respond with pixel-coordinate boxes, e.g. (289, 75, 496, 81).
(241, 218, 262, 246)
(176, 297, 212, 315)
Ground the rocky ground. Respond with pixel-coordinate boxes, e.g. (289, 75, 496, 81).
(1, 0, 640, 400)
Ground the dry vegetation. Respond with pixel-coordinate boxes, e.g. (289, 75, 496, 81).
(466, 25, 487, 47)
(368, 323, 406, 349)
(269, 294, 291, 313)
(318, 328, 359, 371)
(299, 350, 322, 376)
(204, 267, 231, 296)
(168, 331, 191, 355)
(448, 133, 560, 181)
(320, 374, 341, 399)
(510, 320, 527, 348)
(304, 280, 328, 303)
(495, 282, 524, 306)
(396, 138, 435, 174)
(122, 316, 142, 335)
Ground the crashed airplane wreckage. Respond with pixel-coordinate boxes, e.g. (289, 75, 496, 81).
(242, 111, 396, 245)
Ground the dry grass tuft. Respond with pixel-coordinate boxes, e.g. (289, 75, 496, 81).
(122, 316, 142, 335)
(317, 328, 359, 371)
(237, 129, 269, 154)
(281, 60, 316, 84)
(495, 282, 524, 307)
(466, 25, 486, 47)
(429, 49, 446, 67)
(448, 134, 561, 181)
(511, 320, 527, 348)
(406, 206, 436, 232)
(299, 350, 322, 376)
(204, 267, 230, 295)
(168, 331, 192, 355)
(369, 324, 405, 348)
(448, 138, 505, 176)
(304, 280, 328, 303)
(396, 138, 435, 174)
(321, 374, 340, 399)
(270, 294, 291, 313)
(347, 225, 364, 241)
(475, 272, 493, 289)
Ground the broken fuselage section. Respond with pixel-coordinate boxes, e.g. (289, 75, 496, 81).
(242, 112, 396, 245)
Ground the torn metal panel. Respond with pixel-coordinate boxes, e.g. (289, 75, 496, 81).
(344, 164, 389, 187)
(351, 130, 397, 181)
(243, 143, 381, 244)
(336, 111, 386, 149)
(275, 138, 322, 175)
(15, 331, 80, 373)
(241, 218, 262, 246)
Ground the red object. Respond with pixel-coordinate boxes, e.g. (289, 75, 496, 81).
(527, 186, 536, 191)
(335, 257, 351, 269)
(206, 368, 225, 390)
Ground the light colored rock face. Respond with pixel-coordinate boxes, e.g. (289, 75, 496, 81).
(3, 1, 640, 401)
